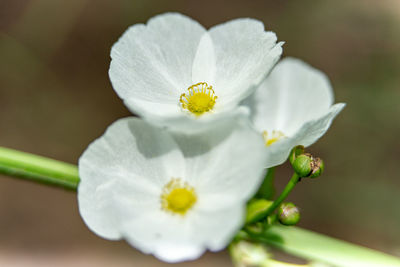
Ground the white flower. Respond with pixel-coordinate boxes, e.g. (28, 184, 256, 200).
(244, 57, 345, 167)
(78, 117, 267, 262)
(109, 13, 283, 133)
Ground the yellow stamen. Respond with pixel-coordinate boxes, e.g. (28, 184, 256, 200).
(161, 178, 197, 215)
(179, 82, 217, 116)
(262, 130, 286, 146)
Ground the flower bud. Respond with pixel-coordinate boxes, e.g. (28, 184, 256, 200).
(278, 202, 300, 226)
(291, 149, 325, 178)
(289, 145, 305, 165)
(292, 154, 312, 177)
(309, 157, 324, 178)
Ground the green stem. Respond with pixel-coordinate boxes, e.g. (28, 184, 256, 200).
(262, 260, 309, 267)
(246, 172, 300, 225)
(252, 225, 400, 267)
(257, 166, 276, 199)
(0, 146, 79, 190)
(264, 172, 300, 218)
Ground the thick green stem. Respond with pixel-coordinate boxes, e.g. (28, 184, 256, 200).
(253, 225, 400, 267)
(257, 167, 276, 199)
(262, 260, 309, 267)
(0, 146, 79, 190)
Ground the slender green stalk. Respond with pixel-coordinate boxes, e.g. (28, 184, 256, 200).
(249, 172, 300, 224)
(0, 146, 79, 190)
(257, 166, 276, 199)
(253, 225, 400, 267)
(264, 172, 299, 215)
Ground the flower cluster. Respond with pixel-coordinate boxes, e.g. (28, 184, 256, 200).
(78, 13, 345, 263)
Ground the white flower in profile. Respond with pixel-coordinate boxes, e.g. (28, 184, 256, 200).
(244, 57, 345, 167)
(109, 13, 283, 132)
(78, 117, 267, 263)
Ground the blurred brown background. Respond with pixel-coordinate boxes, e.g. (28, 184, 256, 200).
(0, 0, 399, 266)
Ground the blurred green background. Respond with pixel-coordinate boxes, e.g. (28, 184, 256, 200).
(1, 0, 399, 266)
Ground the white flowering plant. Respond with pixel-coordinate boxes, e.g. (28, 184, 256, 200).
(0, 12, 399, 267)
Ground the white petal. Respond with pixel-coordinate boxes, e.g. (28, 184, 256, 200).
(247, 57, 335, 136)
(172, 115, 267, 203)
(154, 243, 205, 263)
(78, 178, 122, 240)
(243, 57, 345, 167)
(192, 32, 216, 84)
(191, 204, 245, 251)
(263, 103, 346, 167)
(209, 18, 283, 105)
(78, 117, 185, 239)
(124, 97, 181, 117)
(121, 196, 246, 262)
(109, 13, 206, 105)
(292, 103, 345, 147)
(121, 210, 205, 263)
(125, 98, 251, 134)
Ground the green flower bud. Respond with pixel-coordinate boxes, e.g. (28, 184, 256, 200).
(278, 202, 300, 226)
(291, 149, 325, 179)
(309, 158, 324, 178)
(289, 145, 305, 165)
(292, 154, 312, 177)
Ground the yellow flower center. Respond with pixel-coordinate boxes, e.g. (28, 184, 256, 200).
(179, 82, 217, 116)
(262, 130, 286, 146)
(161, 178, 197, 215)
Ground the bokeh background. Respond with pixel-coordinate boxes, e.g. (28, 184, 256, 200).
(1, 0, 399, 266)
